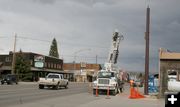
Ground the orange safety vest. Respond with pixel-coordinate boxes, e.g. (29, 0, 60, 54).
(130, 80, 134, 86)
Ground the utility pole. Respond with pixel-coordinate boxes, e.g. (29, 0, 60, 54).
(144, 6, 150, 95)
(11, 34, 17, 74)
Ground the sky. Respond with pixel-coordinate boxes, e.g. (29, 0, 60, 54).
(0, 0, 180, 72)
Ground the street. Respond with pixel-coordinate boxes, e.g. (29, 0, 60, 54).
(0, 82, 165, 107)
(0, 82, 89, 107)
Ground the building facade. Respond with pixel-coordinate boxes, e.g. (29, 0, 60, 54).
(159, 48, 180, 97)
(63, 62, 102, 82)
(0, 52, 73, 81)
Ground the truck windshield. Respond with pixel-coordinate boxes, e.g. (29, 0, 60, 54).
(48, 75, 59, 78)
(98, 72, 114, 78)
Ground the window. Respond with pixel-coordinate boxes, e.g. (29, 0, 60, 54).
(58, 64, 62, 69)
(48, 74, 59, 78)
(51, 63, 53, 68)
(57, 64, 60, 69)
(64, 74, 67, 79)
(54, 64, 56, 69)
(5, 57, 11, 62)
(44, 62, 47, 67)
(30, 60, 33, 66)
(48, 63, 51, 68)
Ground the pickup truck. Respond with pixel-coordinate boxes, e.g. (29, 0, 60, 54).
(38, 73, 68, 90)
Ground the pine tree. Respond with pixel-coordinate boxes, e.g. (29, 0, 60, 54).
(15, 50, 32, 81)
(49, 38, 59, 58)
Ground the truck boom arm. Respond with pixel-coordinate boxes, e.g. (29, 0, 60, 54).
(108, 31, 124, 64)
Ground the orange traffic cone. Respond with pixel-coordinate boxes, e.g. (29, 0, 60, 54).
(96, 86, 98, 97)
(136, 87, 145, 98)
(129, 86, 145, 99)
(106, 86, 111, 99)
(129, 87, 137, 99)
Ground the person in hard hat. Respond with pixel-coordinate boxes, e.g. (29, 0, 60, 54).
(129, 79, 134, 87)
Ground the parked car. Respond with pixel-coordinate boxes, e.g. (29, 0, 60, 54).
(1, 74, 18, 85)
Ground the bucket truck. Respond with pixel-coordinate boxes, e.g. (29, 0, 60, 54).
(93, 31, 124, 95)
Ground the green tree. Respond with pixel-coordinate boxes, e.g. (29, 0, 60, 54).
(15, 50, 32, 81)
(49, 38, 59, 58)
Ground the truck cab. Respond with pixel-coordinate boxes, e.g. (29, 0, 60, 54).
(93, 70, 119, 95)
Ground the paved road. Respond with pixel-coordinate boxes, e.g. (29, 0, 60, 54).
(0, 82, 165, 107)
(0, 82, 89, 107)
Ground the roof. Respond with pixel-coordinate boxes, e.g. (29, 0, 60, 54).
(160, 52, 180, 60)
(63, 63, 101, 71)
(0, 51, 63, 60)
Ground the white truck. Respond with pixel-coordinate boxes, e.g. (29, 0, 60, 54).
(93, 31, 124, 95)
(93, 68, 119, 95)
(38, 73, 68, 90)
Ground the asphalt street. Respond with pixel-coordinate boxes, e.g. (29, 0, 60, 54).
(0, 82, 165, 107)
(0, 82, 89, 107)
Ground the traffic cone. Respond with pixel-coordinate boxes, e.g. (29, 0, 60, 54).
(136, 86, 145, 98)
(96, 86, 98, 97)
(129, 87, 137, 99)
(106, 86, 111, 99)
(129, 86, 145, 99)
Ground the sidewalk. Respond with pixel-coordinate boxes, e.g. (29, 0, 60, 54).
(81, 93, 165, 107)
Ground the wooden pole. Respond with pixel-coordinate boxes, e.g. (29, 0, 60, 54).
(11, 34, 17, 74)
(144, 6, 150, 95)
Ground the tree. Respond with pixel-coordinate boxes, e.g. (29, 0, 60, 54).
(15, 50, 32, 81)
(49, 38, 59, 58)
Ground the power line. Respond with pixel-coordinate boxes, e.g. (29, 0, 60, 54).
(17, 36, 51, 43)
(17, 36, 108, 49)
(1, 34, 109, 49)
(62, 55, 107, 59)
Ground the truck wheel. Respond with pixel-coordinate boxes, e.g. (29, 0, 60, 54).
(54, 83, 59, 90)
(39, 85, 44, 89)
(112, 87, 118, 96)
(65, 83, 68, 89)
(112, 90, 116, 96)
(93, 89, 96, 95)
(55, 85, 59, 90)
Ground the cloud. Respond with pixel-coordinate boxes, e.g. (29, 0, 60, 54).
(32, 0, 56, 5)
(0, 0, 180, 72)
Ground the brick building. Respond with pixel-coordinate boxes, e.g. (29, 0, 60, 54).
(63, 63, 102, 82)
(0, 52, 73, 81)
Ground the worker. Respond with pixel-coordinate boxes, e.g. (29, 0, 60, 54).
(118, 78, 124, 93)
(129, 79, 134, 87)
